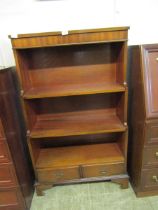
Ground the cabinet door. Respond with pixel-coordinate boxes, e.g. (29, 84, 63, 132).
(143, 46, 158, 118)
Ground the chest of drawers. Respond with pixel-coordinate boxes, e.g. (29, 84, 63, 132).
(0, 68, 34, 209)
(128, 44, 158, 196)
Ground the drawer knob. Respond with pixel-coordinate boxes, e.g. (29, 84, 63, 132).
(156, 57, 158, 61)
(152, 175, 158, 182)
(155, 152, 158, 157)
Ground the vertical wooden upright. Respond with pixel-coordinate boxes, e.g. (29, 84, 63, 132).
(10, 27, 129, 195)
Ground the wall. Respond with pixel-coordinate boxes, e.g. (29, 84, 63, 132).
(0, 0, 158, 67)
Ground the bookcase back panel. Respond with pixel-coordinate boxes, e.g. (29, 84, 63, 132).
(28, 93, 121, 114)
(36, 133, 123, 148)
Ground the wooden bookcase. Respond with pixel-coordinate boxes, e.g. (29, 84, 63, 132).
(10, 27, 129, 195)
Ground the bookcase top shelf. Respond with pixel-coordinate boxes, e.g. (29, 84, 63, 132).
(9, 26, 129, 49)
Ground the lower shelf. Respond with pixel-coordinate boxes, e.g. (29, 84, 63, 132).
(36, 143, 124, 169)
(35, 143, 126, 183)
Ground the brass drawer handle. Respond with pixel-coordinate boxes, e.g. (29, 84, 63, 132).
(156, 57, 158, 61)
(100, 170, 106, 175)
(54, 172, 64, 178)
(155, 152, 158, 157)
(152, 175, 158, 182)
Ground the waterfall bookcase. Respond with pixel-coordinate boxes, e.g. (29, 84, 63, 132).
(10, 26, 129, 195)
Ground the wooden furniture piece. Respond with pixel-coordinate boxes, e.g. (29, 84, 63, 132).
(0, 68, 34, 209)
(128, 44, 158, 197)
(10, 27, 129, 195)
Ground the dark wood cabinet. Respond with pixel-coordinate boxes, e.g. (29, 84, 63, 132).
(10, 27, 129, 196)
(0, 68, 34, 209)
(128, 44, 158, 197)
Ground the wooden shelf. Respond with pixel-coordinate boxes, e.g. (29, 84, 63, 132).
(23, 82, 125, 99)
(30, 109, 126, 138)
(36, 143, 124, 169)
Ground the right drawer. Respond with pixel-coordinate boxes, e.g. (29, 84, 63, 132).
(141, 168, 158, 191)
(0, 164, 17, 188)
(0, 140, 10, 164)
(143, 146, 158, 166)
(82, 163, 125, 178)
(146, 122, 158, 144)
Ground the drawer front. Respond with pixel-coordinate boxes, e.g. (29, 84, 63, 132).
(0, 188, 24, 210)
(0, 164, 17, 188)
(37, 167, 80, 183)
(0, 140, 10, 163)
(146, 122, 158, 144)
(143, 146, 158, 166)
(141, 168, 158, 190)
(82, 163, 125, 178)
(0, 120, 4, 139)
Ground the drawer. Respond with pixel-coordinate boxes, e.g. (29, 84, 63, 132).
(0, 164, 17, 188)
(82, 163, 125, 178)
(37, 166, 80, 183)
(0, 140, 10, 163)
(141, 168, 158, 190)
(0, 120, 4, 139)
(143, 146, 158, 166)
(145, 122, 158, 144)
(0, 188, 24, 210)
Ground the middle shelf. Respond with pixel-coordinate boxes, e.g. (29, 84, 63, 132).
(30, 108, 126, 138)
(25, 92, 127, 138)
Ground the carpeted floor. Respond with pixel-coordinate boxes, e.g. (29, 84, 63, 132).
(30, 182, 158, 210)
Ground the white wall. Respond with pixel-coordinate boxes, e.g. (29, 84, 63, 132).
(0, 0, 158, 67)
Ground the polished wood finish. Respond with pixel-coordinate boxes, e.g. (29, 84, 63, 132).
(128, 44, 158, 196)
(0, 140, 11, 163)
(0, 188, 25, 210)
(36, 143, 124, 168)
(30, 109, 126, 138)
(10, 27, 129, 49)
(0, 164, 17, 188)
(11, 27, 129, 195)
(0, 68, 34, 209)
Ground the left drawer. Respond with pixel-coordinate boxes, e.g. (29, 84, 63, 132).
(0, 187, 24, 210)
(0, 164, 17, 188)
(0, 140, 10, 164)
(37, 166, 80, 183)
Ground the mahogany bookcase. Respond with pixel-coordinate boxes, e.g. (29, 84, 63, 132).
(10, 27, 129, 195)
